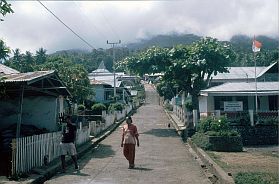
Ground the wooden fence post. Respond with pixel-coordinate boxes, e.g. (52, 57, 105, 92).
(11, 138, 17, 176)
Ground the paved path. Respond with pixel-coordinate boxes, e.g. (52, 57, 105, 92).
(44, 84, 210, 184)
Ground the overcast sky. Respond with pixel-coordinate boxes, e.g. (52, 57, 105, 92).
(0, 0, 278, 54)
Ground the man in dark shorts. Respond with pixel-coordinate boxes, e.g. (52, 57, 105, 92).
(60, 115, 79, 172)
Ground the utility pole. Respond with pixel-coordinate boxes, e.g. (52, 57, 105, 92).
(107, 40, 121, 101)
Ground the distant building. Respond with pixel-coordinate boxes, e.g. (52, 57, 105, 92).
(88, 61, 134, 103)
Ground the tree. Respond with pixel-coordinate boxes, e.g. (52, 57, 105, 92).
(0, 39, 10, 62)
(119, 37, 236, 109)
(39, 56, 94, 103)
(164, 38, 236, 108)
(35, 47, 47, 65)
(21, 51, 34, 72)
(0, 0, 13, 21)
(117, 46, 170, 75)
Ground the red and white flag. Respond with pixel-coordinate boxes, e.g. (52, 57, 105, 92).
(252, 37, 262, 52)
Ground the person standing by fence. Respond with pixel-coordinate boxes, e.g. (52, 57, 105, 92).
(60, 115, 79, 172)
(121, 116, 139, 169)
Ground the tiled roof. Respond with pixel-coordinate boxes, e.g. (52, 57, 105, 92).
(0, 64, 20, 75)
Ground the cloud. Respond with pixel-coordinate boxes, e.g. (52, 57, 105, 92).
(0, 0, 278, 54)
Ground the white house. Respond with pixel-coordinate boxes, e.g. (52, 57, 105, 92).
(89, 61, 137, 103)
(199, 61, 279, 116)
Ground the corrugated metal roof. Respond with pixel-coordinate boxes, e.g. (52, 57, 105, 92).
(210, 67, 266, 80)
(2, 70, 55, 83)
(90, 78, 121, 88)
(200, 82, 279, 96)
(257, 62, 278, 78)
(90, 80, 109, 85)
(0, 64, 20, 75)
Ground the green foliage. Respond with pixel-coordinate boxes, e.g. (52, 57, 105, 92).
(119, 37, 236, 109)
(156, 80, 176, 100)
(192, 131, 242, 151)
(192, 132, 212, 150)
(206, 130, 239, 137)
(258, 117, 279, 126)
(198, 116, 230, 133)
(0, 39, 10, 61)
(0, 0, 13, 21)
(77, 104, 85, 111)
(108, 102, 124, 111)
(0, 76, 6, 98)
(38, 56, 94, 103)
(91, 103, 107, 111)
(235, 172, 278, 184)
(164, 103, 173, 111)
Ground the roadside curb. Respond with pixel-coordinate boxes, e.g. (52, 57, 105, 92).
(164, 110, 183, 135)
(164, 110, 234, 184)
(187, 139, 235, 184)
(20, 111, 135, 184)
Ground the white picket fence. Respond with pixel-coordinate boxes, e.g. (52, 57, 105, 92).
(11, 104, 133, 175)
(12, 132, 62, 175)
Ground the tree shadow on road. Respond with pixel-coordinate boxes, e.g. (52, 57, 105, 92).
(142, 128, 178, 137)
(90, 144, 116, 158)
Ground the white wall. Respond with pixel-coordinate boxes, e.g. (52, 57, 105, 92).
(199, 96, 208, 113)
(0, 96, 58, 131)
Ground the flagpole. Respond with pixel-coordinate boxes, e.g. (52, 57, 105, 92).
(253, 36, 258, 121)
(254, 50, 258, 115)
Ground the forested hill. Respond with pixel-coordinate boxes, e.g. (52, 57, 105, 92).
(46, 33, 278, 71)
(126, 33, 278, 51)
(230, 34, 278, 52)
(126, 34, 201, 50)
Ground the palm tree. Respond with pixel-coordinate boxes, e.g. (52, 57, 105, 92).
(0, 40, 10, 63)
(35, 47, 47, 65)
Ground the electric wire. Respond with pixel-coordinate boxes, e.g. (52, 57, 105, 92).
(37, 0, 95, 50)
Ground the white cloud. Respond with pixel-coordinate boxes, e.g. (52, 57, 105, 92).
(0, 0, 277, 53)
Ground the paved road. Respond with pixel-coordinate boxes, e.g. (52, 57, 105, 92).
(45, 84, 210, 184)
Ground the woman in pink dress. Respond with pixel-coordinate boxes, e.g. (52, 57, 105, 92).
(121, 116, 139, 169)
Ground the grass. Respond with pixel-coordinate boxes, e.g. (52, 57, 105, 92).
(206, 151, 230, 170)
(235, 172, 278, 184)
(205, 150, 279, 184)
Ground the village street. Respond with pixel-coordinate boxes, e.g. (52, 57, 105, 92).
(44, 84, 210, 184)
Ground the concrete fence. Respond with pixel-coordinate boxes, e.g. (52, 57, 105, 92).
(172, 104, 197, 128)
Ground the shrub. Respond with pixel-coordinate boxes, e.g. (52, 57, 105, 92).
(108, 102, 124, 111)
(91, 103, 107, 111)
(164, 103, 173, 111)
(198, 117, 213, 133)
(205, 130, 240, 137)
(77, 104, 85, 111)
(192, 132, 212, 150)
(198, 116, 230, 133)
(235, 172, 277, 184)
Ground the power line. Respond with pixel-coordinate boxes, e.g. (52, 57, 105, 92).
(37, 1, 95, 50)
